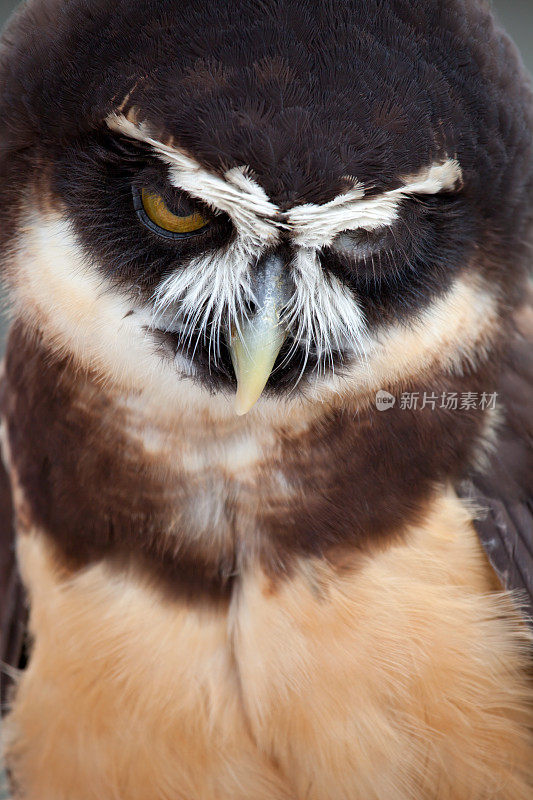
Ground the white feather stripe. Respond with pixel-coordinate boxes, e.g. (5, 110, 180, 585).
(106, 113, 462, 251)
(151, 238, 260, 367)
(282, 248, 371, 375)
(287, 196, 401, 247)
(287, 160, 462, 247)
(107, 113, 281, 245)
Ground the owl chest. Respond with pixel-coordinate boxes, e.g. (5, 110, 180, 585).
(4, 344, 532, 798)
(8, 493, 532, 800)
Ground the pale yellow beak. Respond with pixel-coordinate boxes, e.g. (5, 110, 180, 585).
(228, 253, 291, 416)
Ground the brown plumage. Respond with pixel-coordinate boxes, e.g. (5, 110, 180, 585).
(0, 0, 532, 798)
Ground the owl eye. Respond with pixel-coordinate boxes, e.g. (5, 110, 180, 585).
(132, 186, 210, 238)
(335, 228, 390, 260)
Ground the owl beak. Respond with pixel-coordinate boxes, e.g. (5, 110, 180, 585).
(228, 252, 291, 415)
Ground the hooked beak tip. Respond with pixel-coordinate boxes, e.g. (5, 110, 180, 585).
(234, 394, 257, 416)
(229, 326, 287, 415)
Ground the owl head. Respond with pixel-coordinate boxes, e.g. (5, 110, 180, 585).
(0, 0, 531, 418)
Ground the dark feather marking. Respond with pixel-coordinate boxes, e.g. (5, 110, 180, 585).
(3, 322, 497, 601)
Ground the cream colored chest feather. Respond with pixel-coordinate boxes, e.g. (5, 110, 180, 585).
(6, 490, 532, 800)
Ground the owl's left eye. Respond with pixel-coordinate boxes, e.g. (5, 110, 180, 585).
(132, 186, 211, 239)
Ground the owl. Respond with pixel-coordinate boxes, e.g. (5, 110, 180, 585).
(0, 0, 532, 798)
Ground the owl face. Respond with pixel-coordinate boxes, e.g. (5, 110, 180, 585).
(0, 0, 531, 416)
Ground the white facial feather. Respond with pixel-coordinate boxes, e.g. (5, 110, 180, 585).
(287, 190, 399, 249)
(152, 237, 260, 367)
(106, 113, 462, 379)
(283, 248, 371, 377)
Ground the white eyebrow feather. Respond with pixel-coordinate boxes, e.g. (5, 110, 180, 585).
(106, 112, 461, 248)
(107, 113, 280, 246)
(287, 160, 462, 247)
(287, 191, 400, 247)
(397, 159, 463, 196)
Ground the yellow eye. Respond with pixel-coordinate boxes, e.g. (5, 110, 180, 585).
(140, 189, 209, 235)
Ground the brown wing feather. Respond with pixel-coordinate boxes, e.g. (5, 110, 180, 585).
(0, 390, 26, 713)
(461, 299, 533, 623)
